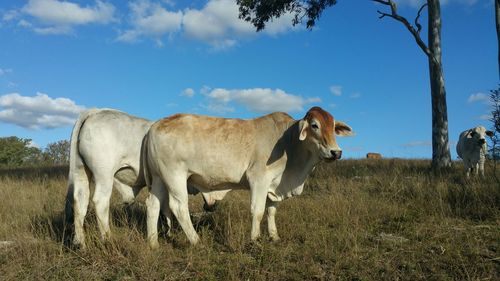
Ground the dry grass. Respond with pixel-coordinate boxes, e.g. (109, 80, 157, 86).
(0, 159, 499, 280)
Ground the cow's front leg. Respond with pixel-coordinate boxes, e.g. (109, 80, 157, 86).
(250, 187, 268, 241)
(266, 199, 280, 242)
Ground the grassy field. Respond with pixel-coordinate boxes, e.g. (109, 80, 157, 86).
(0, 159, 499, 280)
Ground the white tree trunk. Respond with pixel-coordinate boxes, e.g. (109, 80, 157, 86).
(496, 0, 500, 78)
(428, 0, 452, 169)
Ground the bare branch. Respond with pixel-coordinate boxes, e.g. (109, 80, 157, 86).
(372, 0, 436, 63)
(415, 3, 428, 34)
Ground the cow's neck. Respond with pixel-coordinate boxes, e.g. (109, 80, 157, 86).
(281, 121, 320, 185)
(288, 122, 320, 174)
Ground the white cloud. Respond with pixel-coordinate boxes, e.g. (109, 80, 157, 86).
(18, 19, 33, 28)
(479, 114, 492, 121)
(329, 85, 342, 96)
(401, 141, 432, 148)
(181, 88, 195, 97)
(0, 68, 12, 76)
(205, 87, 321, 113)
(22, 0, 115, 25)
(467, 92, 489, 103)
(14, 0, 116, 35)
(350, 92, 361, 99)
(0, 92, 85, 129)
(33, 25, 72, 35)
(393, 0, 478, 7)
(2, 10, 19, 22)
(117, 0, 182, 44)
(182, 0, 295, 49)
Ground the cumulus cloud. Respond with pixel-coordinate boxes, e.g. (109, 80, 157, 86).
(329, 85, 342, 96)
(11, 0, 116, 35)
(117, 0, 182, 45)
(468, 92, 489, 104)
(0, 92, 85, 129)
(2, 10, 19, 22)
(0, 68, 12, 76)
(181, 88, 195, 97)
(205, 87, 320, 113)
(401, 141, 432, 148)
(479, 114, 492, 121)
(349, 92, 361, 99)
(393, 0, 478, 7)
(182, 0, 296, 49)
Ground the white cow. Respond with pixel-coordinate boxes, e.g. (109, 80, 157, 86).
(456, 126, 493, 178)
(143, 106, 353, 248)
(66, 108, 228, 249)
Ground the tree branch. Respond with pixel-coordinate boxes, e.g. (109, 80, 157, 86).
(372, 0, 433, 60)
(415, 3, 427, 33)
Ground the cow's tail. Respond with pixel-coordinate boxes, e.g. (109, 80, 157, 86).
(141, 131, 152, 190)
(64, 108, 100, 225)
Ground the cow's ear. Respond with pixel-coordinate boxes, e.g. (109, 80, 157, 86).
(486, 130, 494, 137)
(299, 119, 308, 141)
(469, 131, 477, 138)
(335, 121, 354, 137)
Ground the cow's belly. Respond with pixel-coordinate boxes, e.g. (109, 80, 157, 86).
(114, 167, 138, 186)
(187, 173, 248, 191)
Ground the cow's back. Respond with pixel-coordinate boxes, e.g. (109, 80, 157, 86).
(78, 109, 152, 185)
(148, 112, 294, 190)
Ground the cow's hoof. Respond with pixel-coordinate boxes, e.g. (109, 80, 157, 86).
(72, 240, 86, 251)
(270, 236, 281, 243)
(149, 241, 160, 250)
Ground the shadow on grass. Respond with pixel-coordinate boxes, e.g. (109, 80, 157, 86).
(30, 200, 220, 250)
(29, 211, 73, 248)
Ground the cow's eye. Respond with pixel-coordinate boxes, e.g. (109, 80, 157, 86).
(311, 123, 319, 130)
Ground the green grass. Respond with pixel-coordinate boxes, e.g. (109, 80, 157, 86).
(0, 159, 499, 280)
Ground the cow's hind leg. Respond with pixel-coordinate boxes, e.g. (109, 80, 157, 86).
(146, 176, 164, 249)
(72, 167, 91, 249)
(164, 172, 200, 245)
(92, 172, 114, 241)
(113, 179, 136, 205)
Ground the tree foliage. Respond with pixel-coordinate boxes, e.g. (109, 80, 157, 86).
(0, 137, 70, 168)
(44, 140, 70, 165)
(488, 86, 500, 160)
(237, 0, 337, 30)
(0, 137, 38, 167)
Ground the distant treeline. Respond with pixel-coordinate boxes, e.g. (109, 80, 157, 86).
(0, 136, 70, 168)
(0, 165, 68, 179)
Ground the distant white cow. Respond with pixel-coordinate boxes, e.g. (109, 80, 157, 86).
(456, 126, 493, 178)
(143, 106, 354, 248)
(66, 109, 228, 249)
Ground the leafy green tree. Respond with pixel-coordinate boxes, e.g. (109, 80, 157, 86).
(0, 136, 42, 167)
(43, 140, 70, 165)
(237, 0, 452, 170)
(488, 86, 500, 161)
(496, 0, 499, 79)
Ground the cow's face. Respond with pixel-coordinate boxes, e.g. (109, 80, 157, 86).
(299, 107, 353, 161)
(469, 126, 494, 148)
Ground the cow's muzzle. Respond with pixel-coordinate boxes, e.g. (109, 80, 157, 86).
(325, 150, 342, 161)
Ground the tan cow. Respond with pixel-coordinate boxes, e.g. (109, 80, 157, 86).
(366, 152, 382, 159)
(143, 106, 354, 247)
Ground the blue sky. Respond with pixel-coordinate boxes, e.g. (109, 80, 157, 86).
(0, 0, 497, 159)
